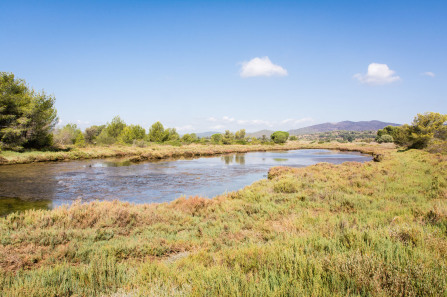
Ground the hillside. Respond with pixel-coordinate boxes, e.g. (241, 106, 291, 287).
(288, 120, 400, 135)
(246, 129, 275, 138)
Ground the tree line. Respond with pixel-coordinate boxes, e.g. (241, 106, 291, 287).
(2, 73, 445, 151)
(53, 119, 291, 147)
(376, 112, 447, 150)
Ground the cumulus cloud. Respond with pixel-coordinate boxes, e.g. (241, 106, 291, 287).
(421, 72, 435, 77)
(240, 56, 288, 78)
(222, 116, 235, 122)
(354, 63, 400, 85)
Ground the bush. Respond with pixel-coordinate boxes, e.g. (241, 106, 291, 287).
(181, 133, 198, 144)
(273, 177, 300, 193)
(289, 135, 298, 141)
(271, 131, 289, 144)
(377, 134, 394, 143)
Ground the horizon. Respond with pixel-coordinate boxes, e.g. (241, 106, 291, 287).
(1, 0, 446, 133)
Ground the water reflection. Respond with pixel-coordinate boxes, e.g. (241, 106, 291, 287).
(0, 149, 372, 216)
(273, 158, 288, 162)
(221, 154, 246, 165)
(0, 197, 52, 217)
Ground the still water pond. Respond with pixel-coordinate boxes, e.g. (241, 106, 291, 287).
(0, 149, 371, 216)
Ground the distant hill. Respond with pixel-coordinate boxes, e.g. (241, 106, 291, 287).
(195, 131, 221, 138)
(246, 129, 275, 138)
(288, 120, 401, 135)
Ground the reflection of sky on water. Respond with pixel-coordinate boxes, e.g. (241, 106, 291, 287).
(0, 149, 371, 214)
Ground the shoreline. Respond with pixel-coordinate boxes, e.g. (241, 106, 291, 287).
(1, 146, 445, 296)
(0, 141, 391, 166)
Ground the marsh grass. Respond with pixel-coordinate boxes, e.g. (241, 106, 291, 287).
(0, 141, 389, 165)
(0, 145, 446, 296)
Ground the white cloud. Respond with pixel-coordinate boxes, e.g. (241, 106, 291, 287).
(354, 63, 400, 85)
(421, 71, 435, 77)
(222, 116, 235, 122)
(207, 117, 218, 122)
(240, 56, 288, 78)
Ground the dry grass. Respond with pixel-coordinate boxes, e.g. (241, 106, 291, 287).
(1, 144, 446, 296)
(0, 141, 391, 165)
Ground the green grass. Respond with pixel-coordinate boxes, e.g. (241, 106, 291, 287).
(0, 146, 446, 296)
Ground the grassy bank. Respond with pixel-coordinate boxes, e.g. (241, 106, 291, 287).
(0, 145, 446, 296)
(0, 141, 389, 165)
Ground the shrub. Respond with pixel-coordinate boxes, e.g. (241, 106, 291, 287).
(289, 135, 298, 141)
(377, 134, 394, 143)
(273, 177, 300, 193)
(271, 131, 289, 144)
(181, 133, 198, 144)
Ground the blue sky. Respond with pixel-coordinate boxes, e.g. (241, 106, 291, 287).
(1, 0, 446, 133)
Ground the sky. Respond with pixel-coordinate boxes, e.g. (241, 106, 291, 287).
(1, 0, 446, 133)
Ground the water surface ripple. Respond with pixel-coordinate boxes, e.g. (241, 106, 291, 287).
(0, 149, 371, 216)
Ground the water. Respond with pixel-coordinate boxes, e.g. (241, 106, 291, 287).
(0, 149, 371, 216)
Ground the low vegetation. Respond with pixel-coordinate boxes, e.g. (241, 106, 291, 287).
(0, 142, 387, 165)
(0, 144, 446, 296)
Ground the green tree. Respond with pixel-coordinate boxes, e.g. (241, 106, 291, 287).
(181, 133, 198, 144)
(377, 134, 394, 143)
(0, 72, 58, 149)
(408, 112, 447, 148)
(96, 129, 115, 145)
(289, 135, 298, 141)
(118, 125, 146, 144)
(271, 131, 289, 144)
(211, 133, 223, 144)
(148, 121, 167, 142)
(105, 116, 126, 139)
(84, 125, 105, 144)
(165, 128, 180, 141)
(53, 124, 81, 145)
(222, 130, 234, 144)
(74, 132, 86, 147)
(235, 129, 246, 140)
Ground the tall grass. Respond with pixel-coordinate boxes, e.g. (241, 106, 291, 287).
(0, 146, 446, 296)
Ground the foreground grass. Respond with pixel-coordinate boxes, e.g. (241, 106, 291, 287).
(0, 146, 446, 296)
(0, 141, 389, 165)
